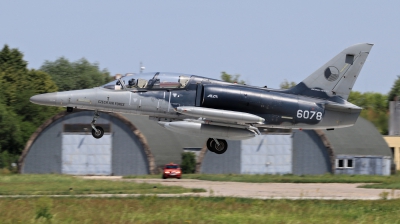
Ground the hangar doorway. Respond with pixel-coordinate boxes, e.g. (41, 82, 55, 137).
(241, 134, 292, 174)
(199, 134, 292, 174)
(62, 124, 112, 175)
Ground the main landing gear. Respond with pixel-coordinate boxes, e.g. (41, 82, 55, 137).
(207, 138, 228, 154)
(91, 110, 104, 139)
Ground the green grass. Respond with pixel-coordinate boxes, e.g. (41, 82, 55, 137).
(0, 174, 204, 195)
(361, 181, 400, 189)
(181, 173, 394, 183)
(1, 197, 400, 223)
(125, 173, 392, 183)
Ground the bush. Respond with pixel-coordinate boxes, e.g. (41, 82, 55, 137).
(181, 152, 196, 174)
(0, 151, 18, 172)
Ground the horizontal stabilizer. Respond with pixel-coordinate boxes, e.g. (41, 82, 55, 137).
(324, 102, 362, 114)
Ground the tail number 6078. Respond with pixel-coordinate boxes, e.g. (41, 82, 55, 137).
(297, 110, 322, 120)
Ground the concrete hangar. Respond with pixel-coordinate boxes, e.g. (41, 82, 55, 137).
(18, 111, 206, 175)
(200, 117, 392, 176)
(19, 111, 392, 176)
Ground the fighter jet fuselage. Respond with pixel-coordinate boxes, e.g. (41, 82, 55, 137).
(30, 43, 374, 154)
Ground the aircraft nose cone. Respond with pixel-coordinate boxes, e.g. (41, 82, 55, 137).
(30, 92, 57, 106)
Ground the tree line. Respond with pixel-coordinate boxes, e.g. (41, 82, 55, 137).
(0, 45, 112, 170)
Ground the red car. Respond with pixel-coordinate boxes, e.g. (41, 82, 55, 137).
(162, 163, 182, 179)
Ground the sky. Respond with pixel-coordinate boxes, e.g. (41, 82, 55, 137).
(1, 1, 400, 94)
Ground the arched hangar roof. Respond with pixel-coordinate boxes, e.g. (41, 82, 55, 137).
(122, 114, 207, 166)
(18, 111, 156, 174)
(323, 117, 391, 156)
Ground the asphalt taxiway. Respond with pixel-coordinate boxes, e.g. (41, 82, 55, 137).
(82, 176, 400, 200)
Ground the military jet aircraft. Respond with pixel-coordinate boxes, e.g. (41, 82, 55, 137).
(30, 43, 373, 154)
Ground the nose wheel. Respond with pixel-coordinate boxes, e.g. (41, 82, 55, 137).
(207, 138, 228, 154)
(90, 110, 104, 139)
(92, 126, 104, 139)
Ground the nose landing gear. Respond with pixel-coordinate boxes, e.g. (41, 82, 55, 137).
(91, 110, 104, 139)
(207, 138, 228, 154)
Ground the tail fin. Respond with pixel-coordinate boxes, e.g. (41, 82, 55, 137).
(288, 43, 373, 100)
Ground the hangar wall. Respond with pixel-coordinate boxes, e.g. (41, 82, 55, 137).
(200, 135, 293, 175)
(199, 118, 391, 176)
(292, 130, 332, 175)
(22, 119, 64, 174)
(200, 140, 241, 174)
(123, 114, 207, 169)
(335, 155, 391, 175)
(110, 115, 150, 175)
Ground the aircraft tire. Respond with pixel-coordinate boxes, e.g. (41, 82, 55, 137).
(92, 126, 104, 139)
(207, 138, 216, 153)
(211, 139, 228, 154)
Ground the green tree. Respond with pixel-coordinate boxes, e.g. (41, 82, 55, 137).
(0, 101, 22, 155)
(280, 79, 297, 89)
(220, 72, 245, 84)
(40, 57, 113, 91)
(348, 91, 388, 134)
(0, 45, 27, 73)
(181, 152, 196, 174)
(0, 45, 60, 165)
(388, 75, 400, 101)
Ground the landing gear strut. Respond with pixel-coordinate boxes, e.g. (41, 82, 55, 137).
(91, 110, 104, 139)
(207, 138, 228, 154)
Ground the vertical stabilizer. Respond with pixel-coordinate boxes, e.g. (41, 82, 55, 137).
(289, 43, 373, 100)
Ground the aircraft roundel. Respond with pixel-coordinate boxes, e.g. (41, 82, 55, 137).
(324, 66, 339, 82)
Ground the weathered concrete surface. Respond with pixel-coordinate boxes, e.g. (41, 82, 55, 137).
(82, 176, 400, 200)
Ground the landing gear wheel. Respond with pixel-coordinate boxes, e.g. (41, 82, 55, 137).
(207, 138, 228, 154)
(207, 138, 216, 153)
(92, 126, 104, 139)
(212, 139, 228, 154)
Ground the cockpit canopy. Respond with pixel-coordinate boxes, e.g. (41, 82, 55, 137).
(102, 72, 191, 90)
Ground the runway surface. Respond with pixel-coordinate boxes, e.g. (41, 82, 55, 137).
(82, 176, 400, 200)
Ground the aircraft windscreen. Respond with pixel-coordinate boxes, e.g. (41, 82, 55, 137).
(101, 72, 191, 90)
